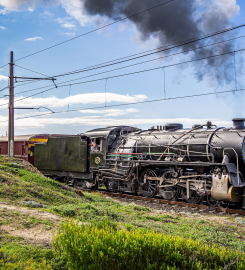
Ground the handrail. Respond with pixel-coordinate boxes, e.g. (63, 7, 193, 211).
(158, 124, 207, 160)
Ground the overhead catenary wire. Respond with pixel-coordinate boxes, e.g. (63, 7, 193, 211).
(0, 79, 50, 99)
(52, 26, 245, 78)
(0, 47, 244, 108)
(1, 15, 245, 81)
(0, 0, 176, 94)
(13, 35, 245, 97)
(0, 63, 8, 70)
(0, 46, 245, 111)
(0, 86, 9, 92)
(0, 87, 244, 123)
(10, 27, 245, 98)
(47, 46, 245, 87)
(14, 0, 174, 62)
(1, 32, 244, 108)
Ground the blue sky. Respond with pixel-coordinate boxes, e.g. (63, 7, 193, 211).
(0, 0, 245, 135)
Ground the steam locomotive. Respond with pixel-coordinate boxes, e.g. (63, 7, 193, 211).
(29, 118, 245, 208)
(1, 118, 245, 208)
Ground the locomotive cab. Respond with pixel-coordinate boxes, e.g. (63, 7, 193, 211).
(90, 137, 106, 169)
(84, 126, 140, 188)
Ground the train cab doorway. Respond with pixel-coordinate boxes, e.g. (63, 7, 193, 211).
(90, 137, 106, 169)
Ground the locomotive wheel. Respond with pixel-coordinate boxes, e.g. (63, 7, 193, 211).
(139, 169, 158, 198)
(160, 186, 180, 201)
(105, 180, 113, 192)
(73, 179, 79, 189)
(206, 194, 218, 207)
(159, 171, 180, 201)
(105, 179, 118, 193)
(181, 188, 203, 204)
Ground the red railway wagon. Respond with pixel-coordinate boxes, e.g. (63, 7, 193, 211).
(0, 134, 50, 165)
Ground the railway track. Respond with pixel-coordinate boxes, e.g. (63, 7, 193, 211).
(80, 188, 245, 217)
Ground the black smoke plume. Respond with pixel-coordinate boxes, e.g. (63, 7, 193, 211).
(82, 0, 240, 87)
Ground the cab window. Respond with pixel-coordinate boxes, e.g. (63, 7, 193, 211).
(91, 138, 101, 152)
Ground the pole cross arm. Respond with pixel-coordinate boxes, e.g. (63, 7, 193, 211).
(13, 106, 54, 113)
(13, 76, 56, 81)
(13, 107, 35, 109)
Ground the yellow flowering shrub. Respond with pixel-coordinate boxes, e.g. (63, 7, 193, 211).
(53, 219, 245, 270)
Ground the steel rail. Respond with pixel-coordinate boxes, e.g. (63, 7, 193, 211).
(80, 188, 245, 216)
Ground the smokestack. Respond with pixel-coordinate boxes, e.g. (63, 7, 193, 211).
(232, 118, 245, 129)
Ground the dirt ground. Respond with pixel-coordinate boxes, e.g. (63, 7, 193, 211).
(0, 202, 61, 247)
(0, 203, 60, 221)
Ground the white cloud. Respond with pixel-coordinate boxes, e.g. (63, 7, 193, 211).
(43, 11, 53, 16)
(0, 75, 8, 81)
(60, 0, 89, 27)
(0, 9, 7, 15)
(0, 116, 232, 130)
(0, 0, 60, 11)
(0, 26, 6, 30)
(28, 7, 33, 12)
(25, 37, 43, 41)
(79, 108, 138, 117)
(61, 22, 76, 29)
(55, 17, 67, 24)
(59, 0, 111, 28)
(64, 32, 75, 36)
(0, 93, 147, 109)
(55, 17, 76, 29)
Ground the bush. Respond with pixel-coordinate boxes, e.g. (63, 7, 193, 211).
(53, 219, 245, 270)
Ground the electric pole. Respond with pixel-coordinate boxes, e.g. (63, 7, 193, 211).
(6, 51, 55, 158)
(8, 51, 14, 157)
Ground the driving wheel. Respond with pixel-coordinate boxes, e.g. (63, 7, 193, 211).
(181, 187, 204, 204)
(139, 169, 158, 198)
(159, 171, 180, 201)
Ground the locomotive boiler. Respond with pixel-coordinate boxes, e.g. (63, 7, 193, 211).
(33, 118, 245, 208)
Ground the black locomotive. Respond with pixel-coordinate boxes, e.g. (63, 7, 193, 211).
(33, 118, 245, 208)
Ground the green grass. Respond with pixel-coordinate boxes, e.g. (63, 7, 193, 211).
(0, 208, 53, 229)
(0, 164, 82, 206)
(0, 235, 66, 269)
(0, 156, 245, 269)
